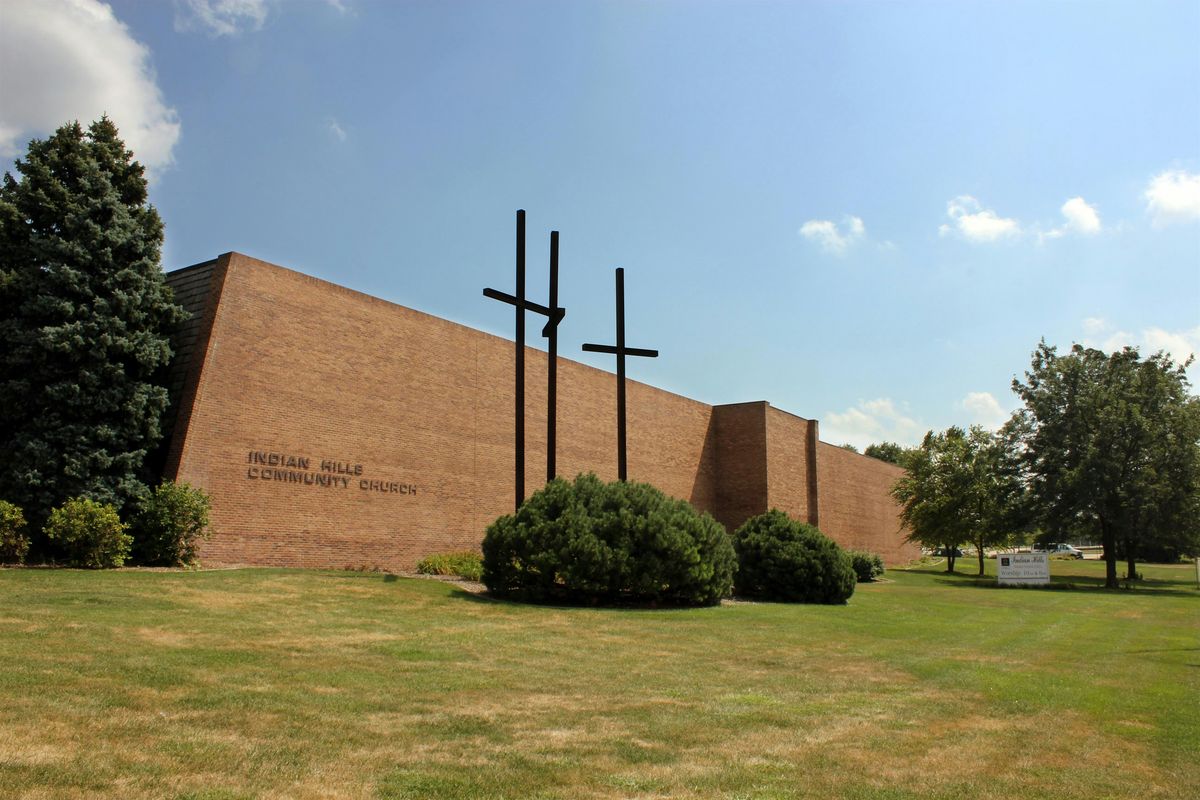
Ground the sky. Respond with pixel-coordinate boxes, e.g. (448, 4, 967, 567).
(2, 0, 1198, 449)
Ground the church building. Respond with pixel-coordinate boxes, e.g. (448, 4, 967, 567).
(160, 252, 916, 571)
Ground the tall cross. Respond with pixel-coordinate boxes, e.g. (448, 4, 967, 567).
(545, 231, 563, 481)
(582, 267, 659, 481)
(483, 210, 566, 510)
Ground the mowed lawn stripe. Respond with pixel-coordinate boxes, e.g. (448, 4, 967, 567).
(0, 561, 1195, 799)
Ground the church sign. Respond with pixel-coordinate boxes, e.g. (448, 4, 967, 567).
(997, 553, 1050, 586)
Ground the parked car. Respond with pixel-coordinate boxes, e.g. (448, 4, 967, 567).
(933, 547, 965, 557)
(1034, 543, 1084, 559)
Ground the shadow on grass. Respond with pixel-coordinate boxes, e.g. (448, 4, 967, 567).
(916, 568, 1200, 598)
(446, 587, 724, 613)
(449, 588, 506, 605)
(313, 569, 396, 581)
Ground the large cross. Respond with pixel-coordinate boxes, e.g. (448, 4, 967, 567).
(483, 210, 567, 510)
(582, 267, 658, 482)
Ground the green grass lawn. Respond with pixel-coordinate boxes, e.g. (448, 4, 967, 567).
(1, 560, 1196, 799)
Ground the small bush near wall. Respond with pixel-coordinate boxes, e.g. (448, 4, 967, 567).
(0, 501, 30, 565)
(482, 474, 736, 606)
(43, 498, 131, 569)
(416, 551, 483, 581)
(848, 550, 886, 582)
(130, 482, 212, 567)
(733, 510, 856, 604)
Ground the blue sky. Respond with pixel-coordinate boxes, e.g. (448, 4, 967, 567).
(3, 0, 1198, 448)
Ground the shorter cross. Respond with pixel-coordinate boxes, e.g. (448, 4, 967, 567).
(582, 267, 658, 482)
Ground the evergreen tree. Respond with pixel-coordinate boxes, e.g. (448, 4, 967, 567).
(0, 117, 184, 533)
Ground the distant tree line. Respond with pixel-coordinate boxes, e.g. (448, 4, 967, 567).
(876, 343, 1200, 587)
(863, 442, 916, 465)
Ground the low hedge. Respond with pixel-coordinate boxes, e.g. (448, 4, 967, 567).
(848, 550, 885, 582)
(130, 481, 212, 566)
(416, 551, 483, 581)
(482, 474, 735, 606)
(733, 510, 855, 603)
(0, 500, 30, 565)
(43, 497, 131, 569)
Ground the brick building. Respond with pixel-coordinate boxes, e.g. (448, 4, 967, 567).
(161, 252, 917, 570)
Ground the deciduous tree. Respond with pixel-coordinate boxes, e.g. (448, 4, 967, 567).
(864, 441, 917, 466)
(891, 426, 1023, 574)
(1012, 342, 1200, 587)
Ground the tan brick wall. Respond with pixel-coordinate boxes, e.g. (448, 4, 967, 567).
(764, 405, 816, 526)
(709, 402, 768, 533)
(167, 254, 722, 570)
(816, 442, 920, 565)
(165, 252, 913, 571)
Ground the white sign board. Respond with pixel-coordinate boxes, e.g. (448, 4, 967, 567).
(997, 553, 1050, 586)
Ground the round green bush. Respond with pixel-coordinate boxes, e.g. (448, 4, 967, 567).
(733, 510, 855, 603)
(43, 497, 131, 569)
(848, 550, 885, 582)
(482, 474, 735, 606)
(0, 500, 30, 564)
(130, 481, 212, 566)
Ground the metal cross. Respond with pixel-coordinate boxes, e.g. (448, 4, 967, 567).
(483, 210, 566, 510)
(582, 267, 658, 481)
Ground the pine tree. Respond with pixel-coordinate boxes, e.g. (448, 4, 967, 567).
(0, 117, 184, 533)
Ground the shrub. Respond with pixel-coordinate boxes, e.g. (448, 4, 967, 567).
(130, 481, 212, 566)
(416, 551, 483, 581)
(848, 550, 885, 582)
(482, 474, 735, 606)
(733, 510, 855, 604)
(43, 497, 131, 568)
(0, 500, 30, 564)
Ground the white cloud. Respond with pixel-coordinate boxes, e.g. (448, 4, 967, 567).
(1082, 318, 1200, 372)
(175, 0, 269, 35)
(327, 117, 347, 142)
(960, 391, 1009, 430)
(941, 194, 1101, 245)
(1098, 329, 1135, 353)
(1139, 326, 1200, 366)
(0, 0, 180, 176)
(175, 0, 348, 35)
(1145, 169, 1200, 226)
(1060, 196, 1101, 234)
(1038, 196, 1102, 242)
(799, 215, 865, 256)
(940, 195, 1020, 242)
(822, 398, 926, 450)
